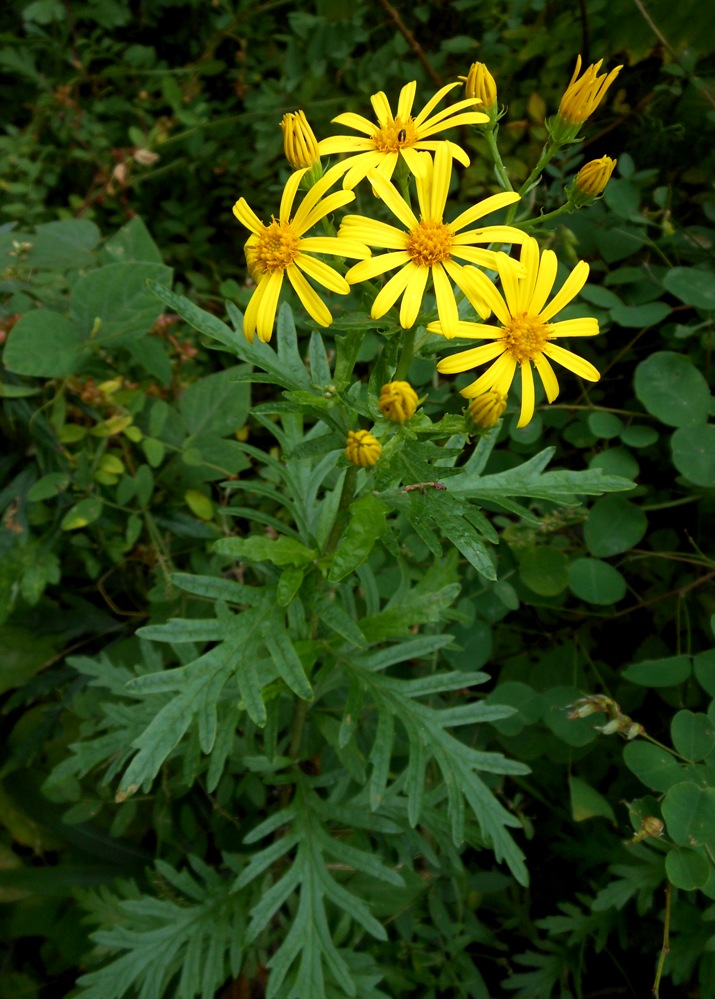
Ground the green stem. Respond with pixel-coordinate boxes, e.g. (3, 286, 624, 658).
(484, 128, 513, 192)
(323, 465, 358, 558)
(394, 326, 416, 381)
(505, 138, 561, 223)
(511, 202, 575, 231)
(652, 882, 671, 999)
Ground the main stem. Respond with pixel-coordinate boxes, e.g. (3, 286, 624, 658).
(395, 326, 416, 381)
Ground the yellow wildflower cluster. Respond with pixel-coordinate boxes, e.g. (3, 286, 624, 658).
(232, 55, 620, 426)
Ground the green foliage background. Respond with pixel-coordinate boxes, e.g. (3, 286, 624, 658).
(2, 0, 715, 997)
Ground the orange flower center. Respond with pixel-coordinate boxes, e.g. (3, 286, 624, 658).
(502, 313, 551, 363)
(406, 220, 454, 267)
(372, 116, 417, 152)
(253, 219, 300, 273)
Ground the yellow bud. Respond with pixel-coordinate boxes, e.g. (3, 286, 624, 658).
(463, 62, 497, 112)
(576, 156, 617, 197)
(280, 110, 320, 170)
(345, 429, 381, 467)
(467, 390, 507, 430)
(642, 816, 664, 839)
(378, 381, 419, 423)
(557, 55, 622, 127)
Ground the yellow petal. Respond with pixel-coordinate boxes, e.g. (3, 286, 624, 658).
(419, 110, 489, 135)
(459, 351, 516, 398)
(286, 264, 332, 327)
(413, 81, 461, 127)
(432, 263, 459, 335)
(460, 265, 511, 325)
(256, 270, 284, 342)
(533, 353, 560, 402)
(437, 341, 506, 373)
(318, 136, 375, 156)
(294, 189, 354, 234)
(430, 144, 451, 220)
(517, 361, 535, 428)
(496, 253, 524, 316)
(233, 198, 264, 236)
(539, 260, 590, 322)
(543, 342, 600, 381)
(338, 217, 406, 249)
(342, 152, 388, 190)
(346, 251, 411, 283)
(369, 171, 419, 229)
(300, 236, 371, 259)
(279, 168, 307, 223)
(328, 111, 377, 135)
(549, 317, 600, 337)
(449, 192, 522, 233)
(528, 245, 558, 315)
(399, 265, 429, 328)
(400, 145, 429, 178)
(397, 80, 417, 120)
(370, 90, 393, 124)
(294, 254, 350, 293)
(372, 263, 416, 318)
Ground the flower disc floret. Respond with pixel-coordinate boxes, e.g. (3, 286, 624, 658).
(431, 237, 601, 428)
(340, 144, 526, 337)
(345, 429, 381, 467)
(318, 79, 489, 189)
(233, 164, 370, 343)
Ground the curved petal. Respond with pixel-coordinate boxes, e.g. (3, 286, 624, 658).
(459, 351, 516, 398)
(397, 80, 417, 120)
(329, 111, 377, 135)
(437, 340, 506, 373)
(539, 260, 590, 321)
(371, 262, 416, 318)
(511, 238, 539, 313)
(460, 265, 511, 325)
(342, 152, 388, 190)
(517, 361, 535, 428)
(449, 192, 522, 232)
(346, 251, 410, 283)
(450, 245, 502, 270)
(370, 90, 393, 124)
(444, 258, 491, 320)
(400, 145, 429, 179)
(452, 225, 527, 248)
(369, 171, 419, 229)
(533, 353, 560, 402)
(496, 252, 524, 316)
(286, 264, 332, 327)
(420, 95, 490, 127)
(528, 245, 558, 315)
(543, 342, 601, 381)
(294, 253, 350, 293)
(255, 270, 284, 343)
(296, 189, 355, 234)
(338, 217, 406, 249)
(549, 317, 600, 337)
(243, 280, 267, 342)
(300, 235, 371, 259)
(430, 144, 451, 220)
(444, 139, 470, 167)
(373, 151, 400, 181)
(279, 169, 307, 223)
(428, 319, 503, 340)
(432, 263, 459, 336)
(233, 198, 265, 236)
(413, 81, 461, 127)
(318, 136, 375, 155)
(400, 264, 429, 328)
(419, 110, 489, 135)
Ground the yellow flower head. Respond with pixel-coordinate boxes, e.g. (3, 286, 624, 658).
(345, 429, 382, 467)
(431, 237, 601, 428)
(379, 381, 419, 422)
(467, 390, 507, 430)
(463, 62, 498, 113)
(233, 164, 370, 343)
(281, 110, 320, 170)
(318, 79, 489, 190)
(575, 156, 617, 198)
(339, 143, 526, 338)
(558, 55, 622, 126)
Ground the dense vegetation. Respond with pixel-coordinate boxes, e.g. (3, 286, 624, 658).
(2, 1, 715, 997)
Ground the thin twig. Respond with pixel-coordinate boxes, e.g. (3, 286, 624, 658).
(376, 0, 442, 88)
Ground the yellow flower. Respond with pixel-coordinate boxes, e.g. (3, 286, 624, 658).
(233, 165, 370, 343)
(317, 79, 489, 189)
(431, 237, 600, 428)
(340, 143, 526, 337)
(467, 390, 507, 430)
(345, 429, 381, 466)
(575, 156, 617, 197)
(463, 62, 498, 112)
(281, 110, 320, 170)
(558, 55, 622, 126)
(379, 381, 419, 422)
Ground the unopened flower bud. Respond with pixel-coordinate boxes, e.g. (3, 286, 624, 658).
(345, 429, 381, 467)
(281, 110, 321, 170)
(568, 156, 617, 206)
(642, 816, 664, 838)
(379, 381, 419, 422)
(463, 62, 498, 123)
(467, 390, 507, 430)
(549, 56, 622, 145)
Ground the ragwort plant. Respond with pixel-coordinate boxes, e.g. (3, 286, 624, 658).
(43, 58, 654, 998)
